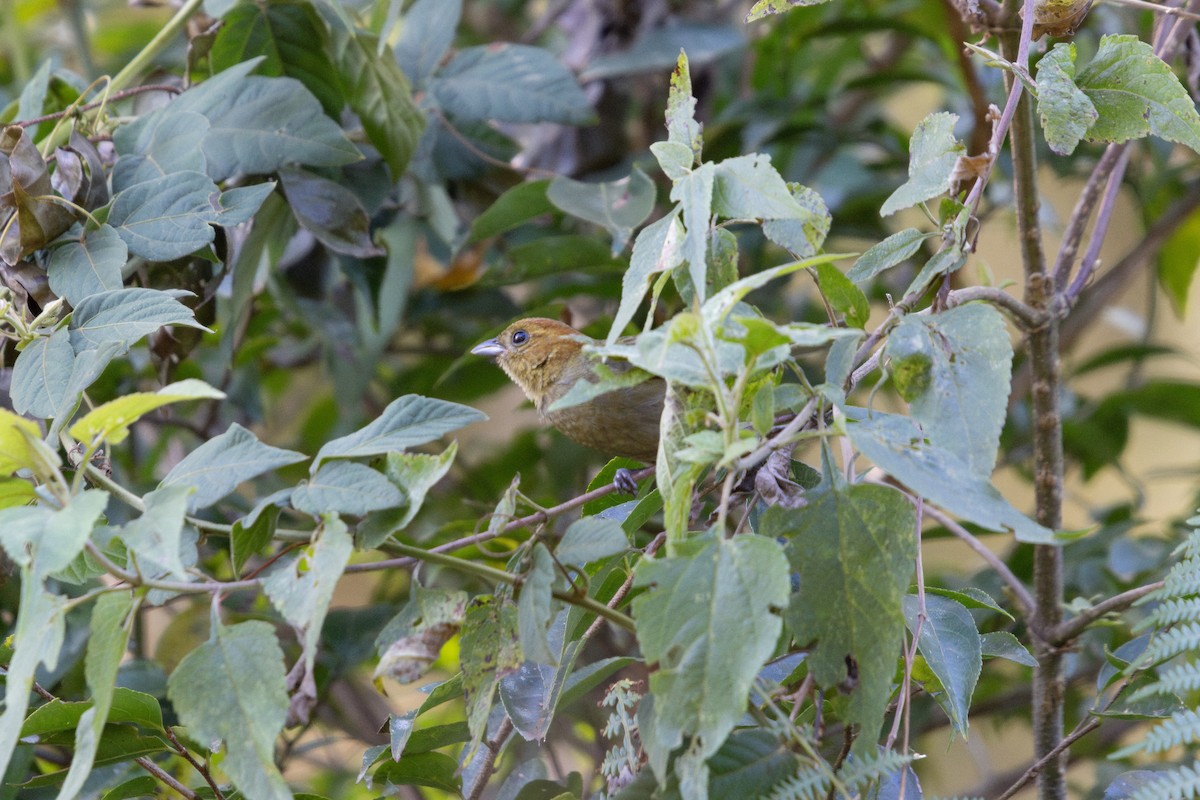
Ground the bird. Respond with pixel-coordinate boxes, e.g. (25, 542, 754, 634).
(471, 318, 665, 465)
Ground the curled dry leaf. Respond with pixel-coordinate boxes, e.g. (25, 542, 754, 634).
(1022, 0, 1093, 39)
(375, 622, 462, 684)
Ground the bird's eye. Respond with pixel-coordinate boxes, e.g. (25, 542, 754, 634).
(511, 329, 529, 346)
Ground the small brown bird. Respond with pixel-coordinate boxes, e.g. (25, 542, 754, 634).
(471, 318, 665, 463)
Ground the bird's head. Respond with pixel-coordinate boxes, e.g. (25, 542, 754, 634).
(471, 318, 589, 402)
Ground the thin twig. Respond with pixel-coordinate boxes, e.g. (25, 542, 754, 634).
(136, 756, 200, 799)
(947, 285, 1046, 329)
(464, 717, 515, 800)
(994, 717, 1101, 800)
(16, 84, 181, 128)
(164, 727, 226, 799)
(921, 504, 1036, 620)
(1051, 580, 1164, 645)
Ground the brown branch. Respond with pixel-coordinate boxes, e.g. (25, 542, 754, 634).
(1051, 580, 1164, 645)
(947, 285, 1045, 330)
(16, 83, 182, 128)
(993, 717, 1102, 800)
(464, 717, 515, 800)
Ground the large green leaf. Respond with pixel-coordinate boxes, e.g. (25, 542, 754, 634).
(607, 210, 683, 344)
(69, 379, 224, 446)
(167, 619, 291, 800)
(547, 167, 656, 255)
(116, 485, 192, 581)
(159, 423, 307, 512)
(278, 167, 381, 257)
(46, 224, 126, 306)
(292, 462, 405, 516)
(262, 515, 352, 720)
(847, 227, 934, 284)
(107, 171, 219, 261)
(1035, 43, 1097, 156)
(334, 30, 424, 178)
(903, 594, 981, 737)
(673, 163, 716, 303)
(1077, 34, 1200, 154)
(885, 303, 1013, 478)
(429, 44, 594, 125)
(210, 0, 342, 117)
(631, 531, 789, 777)
(711, 154, 806, 221)
(0, 584, 67, 782)
(56, 591, 137, 800)
(880, 112, 964, 217)
(313, 394, 484, 469)
(11, 327, 73, 417)
(169, 59, 361, 180)
(764, 483, 915, 756)
(844, 409, 1055, 543)
(516, 543, 559, 666)
(460, 597, 522, 748)
(665, 51, 702, 165)
(395, 0, 462, 88)
(111, 111, 210, 190)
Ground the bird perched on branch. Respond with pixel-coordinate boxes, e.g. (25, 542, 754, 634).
(471, 318, 665, 464)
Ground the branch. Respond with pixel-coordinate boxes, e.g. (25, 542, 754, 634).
(993, 716, 1101, 800)
(1051, 580, 1164, 645)
(947, 286, 1045, 329)
(921, 505, 1036, 620)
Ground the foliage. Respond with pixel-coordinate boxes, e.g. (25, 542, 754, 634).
(2, 0, 1200, 798)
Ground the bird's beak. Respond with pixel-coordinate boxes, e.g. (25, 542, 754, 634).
(471, 338, 504, 358)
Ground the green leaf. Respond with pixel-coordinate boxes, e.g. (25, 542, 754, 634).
(880, 112, 964, 217)
(666, 51, 702, 163)
(69, 378, 224, 446)
(363, 442, 459, 542)
(904, 594, 981, 737)
(632, 531, 789, 777)
(210, 0, 342, 117)
(0, 489, 107, 577)
(885, 303, 1013, 478)
(278, 167, 382, 257)
(702, 252, 852, 329)
(517, 544, 559, 666)
(548, 167, 656, 255)
(159, 423, 307, 512)
(1158, 208, 1200, 317)
(467, 179, 554, 243)
(923, 586, 1013, 621)
(211, 181, 276, 227)
(108, 171, 219, 260)
(167, 619, 291, 800)
(111, 111, 209, 190)
(556, 517, 629, 566)
(813, 262, 869, 328)
(117, 485, 192, 581)
(232, 505, 279, 576)
(169, 59, 361, 180)
(981, 630, 1038, 666)
(0, 408, 56, 476)
(395, 0, 462, 88)
(292, 462, 405, 516)
(430, 44, 595, 125)
(746, 0, 834, 22)
(607, 210, 684, 345)
(333, 31, 424, 178)
(372, 751, 462, 794)
(844, 409, 1055, 543)
(765, 483, 915, 755)
(847, 228, 934, 284)
(11, 328, 74, 417)
(68, 288, 210, 354)
(652, 140, 695, 181)
(46, 224, 126, 306)
(673, 162, 715, 304)
(99, 777, 158, 800)
(262, 515, 352, 707)
(460, 597, 522, 748)
(19, 688, 162, 737)
(761, 183, 831, 259)
(1035, 43, 1097, 156)
(1076, 34, 1200, 154)
(314, 394, 484, 469)
(0, 583, 67, 781)
(712, 154, 807, 221)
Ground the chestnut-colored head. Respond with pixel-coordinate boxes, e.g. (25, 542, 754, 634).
(470, 318, 589, 406)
